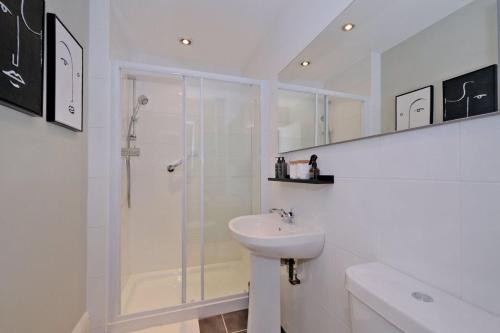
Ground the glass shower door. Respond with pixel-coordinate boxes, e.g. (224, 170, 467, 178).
(183, 78, 260, 303)
(202, 79, 260, 300)
(120, 74, 185, 314)
(118, 71, 260, 315)
(184, 77, 202, 303)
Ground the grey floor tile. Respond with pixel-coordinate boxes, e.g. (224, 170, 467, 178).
(199, 315, 227, 333)
(222, 309, 248, 332)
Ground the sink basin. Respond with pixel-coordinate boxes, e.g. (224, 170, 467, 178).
(229, 213, 325, 333)
(229, 213, 325, 259)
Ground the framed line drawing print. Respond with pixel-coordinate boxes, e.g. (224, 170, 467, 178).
(396, 86, 434, 131)
(0, 0, 45, 116)
(443, 65, 498, 122)
(46, 13, 83, 131)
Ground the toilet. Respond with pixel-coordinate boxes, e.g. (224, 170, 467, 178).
(345, 263, 500, 333)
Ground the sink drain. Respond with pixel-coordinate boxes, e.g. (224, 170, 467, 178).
(412, 292, 434, 303)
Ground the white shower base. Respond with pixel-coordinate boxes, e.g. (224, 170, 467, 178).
(122, 260, 250, 314)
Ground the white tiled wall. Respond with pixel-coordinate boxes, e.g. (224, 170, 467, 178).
(87, 0, 110, 332)
(270, 115, 500, 332)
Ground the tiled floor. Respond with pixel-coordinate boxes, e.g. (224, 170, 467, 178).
(199, 309, 248, 333)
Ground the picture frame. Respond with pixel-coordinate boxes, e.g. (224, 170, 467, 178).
(395, 86, 434, 131)
(0, 0, 45, 116)
(443, 65, 498, 122)
(46, 13, 84, 131)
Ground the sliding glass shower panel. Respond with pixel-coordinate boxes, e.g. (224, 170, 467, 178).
(120, 74, 184, 314)
(184, 77, 202, 303)
(203, 79, 260, 300)
(118, 70, 261, 315)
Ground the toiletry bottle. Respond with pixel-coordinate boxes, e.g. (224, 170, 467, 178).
(275, 157, 280, 178)
(309, 154, 320, 180)
(278, 157, 284, 179)
(280, 157, 288, 179)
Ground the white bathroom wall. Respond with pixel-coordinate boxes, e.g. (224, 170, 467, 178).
(87, 0, 111, 332)
(244, 0, 500, 331)
(0, 1, 89, 333)
(272, 115, 500, 332)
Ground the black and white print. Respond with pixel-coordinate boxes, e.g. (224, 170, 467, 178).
(396, 86, 434, 131)
(443, 65, 498, 122)
(46, 13, 83, 131)
(0, 0, 45, 116)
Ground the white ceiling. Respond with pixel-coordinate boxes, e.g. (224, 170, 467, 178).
(110, 0, 288, 74)
(279, 0, 478, 85)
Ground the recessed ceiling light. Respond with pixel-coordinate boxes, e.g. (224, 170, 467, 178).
(179, 38, 192, 46)
(300, 60, 311, 67)
(342, 23, 355, 32)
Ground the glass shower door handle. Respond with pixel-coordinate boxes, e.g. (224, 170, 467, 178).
(167, 159, 183, 172)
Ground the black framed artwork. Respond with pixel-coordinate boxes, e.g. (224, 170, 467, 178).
(443, 65, 498, 122)
(0, 0, 45, 116)
(395, 86, 434, 131)
(46, 13, 83, 131)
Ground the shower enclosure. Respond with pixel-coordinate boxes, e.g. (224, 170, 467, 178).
(110, 63, 261, 323)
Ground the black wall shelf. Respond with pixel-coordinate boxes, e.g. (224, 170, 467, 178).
(268, 175, 334, 184)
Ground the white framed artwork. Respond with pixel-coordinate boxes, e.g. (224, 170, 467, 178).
(46, 13, 83, 131)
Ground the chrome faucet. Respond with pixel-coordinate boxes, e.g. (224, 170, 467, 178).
(269, 208, 294, 224)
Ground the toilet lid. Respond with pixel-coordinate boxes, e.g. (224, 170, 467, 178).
(345, 263, 500, 333)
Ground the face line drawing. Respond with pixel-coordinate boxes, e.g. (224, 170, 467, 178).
(2, 15, 24, 88)
(407, 97, 426, 128)
(59, 40, 74, 103)
(445, 81, 474, 117)
(2, 0, 43, 89)
(445, 80, 489, 118)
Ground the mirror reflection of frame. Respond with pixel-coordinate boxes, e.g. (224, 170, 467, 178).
(277, 0, 500, 153)
(396, 86, 434, 132)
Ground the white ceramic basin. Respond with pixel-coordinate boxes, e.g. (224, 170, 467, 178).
(229, 213, 325, 259)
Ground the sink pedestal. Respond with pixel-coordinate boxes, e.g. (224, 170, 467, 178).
(248, 254, 281, 333)
(229, 214, 325, 333)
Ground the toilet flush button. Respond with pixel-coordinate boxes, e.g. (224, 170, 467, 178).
(412, 292, 434, 303)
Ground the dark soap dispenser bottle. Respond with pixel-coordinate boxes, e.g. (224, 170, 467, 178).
(309, 154, 320, 180)
(275, 157, 280, 178)
(280, 157, 288, 179)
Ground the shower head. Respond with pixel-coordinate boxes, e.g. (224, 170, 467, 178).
(137, 95, 149, 106)
(132, 95, 149, 120)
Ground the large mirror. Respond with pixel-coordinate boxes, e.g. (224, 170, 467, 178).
(278, 0, 499, 152)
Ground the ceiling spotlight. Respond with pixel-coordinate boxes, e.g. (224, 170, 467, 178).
(179, 38, 192, 46)
(342, 23, 355, 32)
(300, 60, 311, 67)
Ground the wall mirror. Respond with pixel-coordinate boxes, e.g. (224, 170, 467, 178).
(277, 0, 499, 153)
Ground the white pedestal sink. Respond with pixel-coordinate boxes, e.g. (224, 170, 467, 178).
(229, 214, 325, 333)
